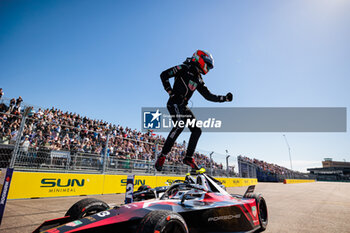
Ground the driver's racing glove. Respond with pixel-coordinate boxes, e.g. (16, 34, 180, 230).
(226, 92, 233, 102)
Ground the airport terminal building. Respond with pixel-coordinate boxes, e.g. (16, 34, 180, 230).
(307, 158, 350, 182)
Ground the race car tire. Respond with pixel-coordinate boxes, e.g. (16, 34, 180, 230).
(137, 210, 189, 233)
(65, 198, 109, 221)
(245, 193, 268, 232)
(138, 185, 151, 192)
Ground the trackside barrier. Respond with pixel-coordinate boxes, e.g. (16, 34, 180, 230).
(0, 168, 14, 225)
(283, 179, 316, 184)
(7, 171, 257, 199)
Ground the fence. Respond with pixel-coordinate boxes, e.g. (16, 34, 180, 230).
(238, 159, 257, 178)
(194, 149, 238, 177)
(0, 144, 233, 177)
(237, 156, 311, 181)
(0, 100, 233, 176)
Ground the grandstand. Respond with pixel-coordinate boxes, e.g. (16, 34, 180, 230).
(0, 94, 228, 176)
(0, 91, 307, 180)
(307, 158, 350, 182)
(238, 155, 310, 181)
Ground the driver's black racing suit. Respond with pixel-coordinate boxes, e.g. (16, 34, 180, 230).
(160, 59, 227, 162)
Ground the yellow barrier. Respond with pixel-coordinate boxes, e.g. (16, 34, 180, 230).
(283, 179, 315, 184)
(215, 177, 258, 187)
(7, 171, 258, 199)
(9, 172, 105, 199)
(100, 174, 126, 194)
(102, 175, 158, 194)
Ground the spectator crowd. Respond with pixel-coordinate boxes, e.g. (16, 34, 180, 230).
(238, 155, 302, 176)
(0, 90, 223, 170)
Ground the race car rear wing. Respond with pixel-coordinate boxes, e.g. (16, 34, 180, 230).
(243, 185, 255, 197)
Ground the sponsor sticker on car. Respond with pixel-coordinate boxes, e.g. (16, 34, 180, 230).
(85, 216, 97, 222)
(66, 220, 82, 227)
(252, 206, 257, 217)
(45, 228, 60, 233)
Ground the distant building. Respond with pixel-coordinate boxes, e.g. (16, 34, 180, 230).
(307, 158, 350, 182)
(322, 158, 350, 168)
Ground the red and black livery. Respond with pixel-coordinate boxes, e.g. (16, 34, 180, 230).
(33, 173, 268, 233)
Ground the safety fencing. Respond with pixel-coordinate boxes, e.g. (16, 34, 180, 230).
(4, 171, 258, 199)
(238, 156, 311, 181)
(0, 144, 231, 177)
(238, 159, 257, 178)
(0, 104, 234, 177)
(283, 179, 316, 184)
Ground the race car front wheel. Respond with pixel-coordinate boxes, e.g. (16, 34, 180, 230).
(65, 198, 109, 220)
(137, 210, 189, 233)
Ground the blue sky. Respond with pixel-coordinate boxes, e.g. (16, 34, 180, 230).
(1, 0, 349, 171)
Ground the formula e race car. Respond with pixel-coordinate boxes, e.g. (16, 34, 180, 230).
(33, 172, 268, 233)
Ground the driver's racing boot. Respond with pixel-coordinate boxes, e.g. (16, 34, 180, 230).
(183, 157, 199, 170)
(155, 155, 166, 171)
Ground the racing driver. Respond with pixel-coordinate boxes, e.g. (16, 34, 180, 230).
(155, 50, 233, 171)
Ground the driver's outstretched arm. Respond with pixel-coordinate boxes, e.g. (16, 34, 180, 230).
(197, 82, 228, 102)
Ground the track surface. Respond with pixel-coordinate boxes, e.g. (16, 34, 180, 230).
(1, 182, 350, 233)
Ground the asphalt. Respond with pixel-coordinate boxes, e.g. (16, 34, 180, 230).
(0, 182, 349, 233)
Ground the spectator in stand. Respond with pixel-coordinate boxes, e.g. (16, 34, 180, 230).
(22, 136, 30, 152)
(16, 96, 23, 106)
(0, 88, 3, 100)
(8, 98, 16, 113)
(12, 96, 23, 115)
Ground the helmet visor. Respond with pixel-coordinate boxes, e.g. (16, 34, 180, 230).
(202, 54, 214, 70)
